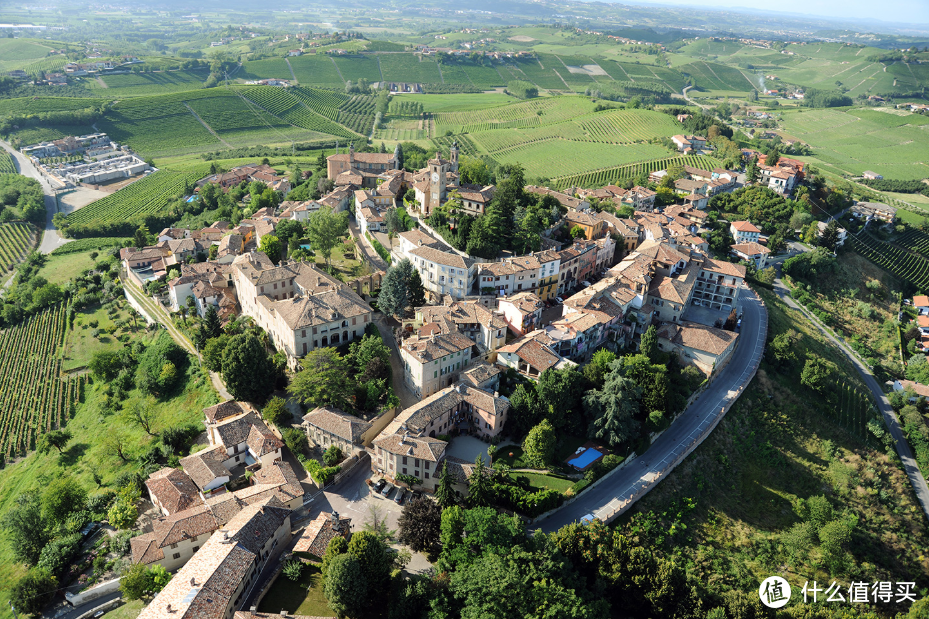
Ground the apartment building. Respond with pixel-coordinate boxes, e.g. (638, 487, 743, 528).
(407, 245, 476, 301)
(730, 220, 761, 243)
(411, 301, 508, 353)
(301, 406, 373, 453)
(401, 332, 475, 398)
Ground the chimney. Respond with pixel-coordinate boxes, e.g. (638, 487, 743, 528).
(494, 391, 499, 398)
(280, 611, 288, 618)
(331, 511, 339, 523)
(250, 607, 257, 618)
(190, 577, 197, 586)
(167, 605, 172, 613)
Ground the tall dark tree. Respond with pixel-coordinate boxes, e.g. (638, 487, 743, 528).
(221, 332, 274, 404)
(434, 460, 457, 509)
(407, 268, 426, 309)
(583, 372, 642, 448)
(639, 325, 658, 361)
(466, 455, 492, 508)
(289, 348, 355, 409)
(819, 220, 841, 252)
(398, 497, 443, 556)
(10, 568, 57, 616)
(203, 305, 222, 340)
(323, 553, 368, 619)
(1, 492, 50, 565)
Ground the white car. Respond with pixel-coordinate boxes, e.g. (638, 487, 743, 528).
(555, 296, 564, 304)
(580, 513, 596, 525)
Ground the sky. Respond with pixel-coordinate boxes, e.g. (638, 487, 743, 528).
(615, 0, 929, 26)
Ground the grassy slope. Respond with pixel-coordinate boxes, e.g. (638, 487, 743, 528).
(615, 287, 929, 603)
(0, 318, 218, 619)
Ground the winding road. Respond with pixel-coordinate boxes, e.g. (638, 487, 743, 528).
(535, 286, 768, 531)
(0, 139, 70, 253)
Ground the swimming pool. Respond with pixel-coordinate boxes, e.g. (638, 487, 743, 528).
(568, 448, 602, 469)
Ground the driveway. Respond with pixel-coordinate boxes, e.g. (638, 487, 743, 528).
(348, 219, 389, 272)
(533, 286, 767, 531)
(373, 315, 418, 410)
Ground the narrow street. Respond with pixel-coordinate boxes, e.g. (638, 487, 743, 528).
(348, 218, 389, 272)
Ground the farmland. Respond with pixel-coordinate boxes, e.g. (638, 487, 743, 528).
(288, 55, 346, 89)
(433, 96, 596, 134)
(0, 303, 84, 463)
(98, 69, 211, 95)
(779, 108, 929, 180)
(62, 166, 211, 232)
(0, 152, 15, 175)
(846, 232, 929, 292)
(0, 223, 38, 273)
(551, 154, 721, 189)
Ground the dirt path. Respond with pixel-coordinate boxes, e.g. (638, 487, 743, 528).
(96, 77, 108, 88)
(330, 56, 346, 84)
(285, 58, 297, 83)
(183, 102, 232, 149)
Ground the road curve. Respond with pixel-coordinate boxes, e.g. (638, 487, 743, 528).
(772, 280, 929, 522)
(0, 139, 72, 254)
(535, 286, 767, 532)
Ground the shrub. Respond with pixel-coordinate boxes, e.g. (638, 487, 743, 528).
(323, 444, 343, 466)
(283, 558, 305, 581)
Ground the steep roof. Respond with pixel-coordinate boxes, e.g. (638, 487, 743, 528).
(180, 446, 231, 490)
(409, 245, 474, 269)
(731, 242, 770, 256)
(401, 332, 474, 363)
(373, 433, 446, 461)
(730, 220, 761, 233)
(658, 320, 738, 356)
(497, 337, 561, 373)
(292, 512, 351, 557)
(145, 468, 204, 515)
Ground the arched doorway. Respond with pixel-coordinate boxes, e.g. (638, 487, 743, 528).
(322, 336, 328, 346)
(331, 333, 340, 344)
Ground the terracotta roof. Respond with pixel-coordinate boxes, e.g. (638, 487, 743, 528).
(329, 152, 395, 164)
(146, 468, 204, 515)
(402, 332, 474, 363)
(897, 379, 929, 399)
(259, 287, 371, 330)
(497, 337, 561, 373)
(180, 446, 230, 491)
(461, 361, 503, 387)
(913, 295, 929, 307)
(731, 242, 770, 256)
(246, 424, 284, 457)
(212, 412, 272, 449)
(292, 512, 351, 557)
(409, 245, 474, 269)
(730, 220, 761, 233)
(302, 406, 372, 444)
(500, 292, 544, 314)
(658, 320, 738, 356)
(373, 433, 446, 461)
(701, 258, 747, 278)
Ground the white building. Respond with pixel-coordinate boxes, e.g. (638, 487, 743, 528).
(407, 246, 476, 301)
(401, 332, 475, 398)
(730, 220, 761, 244)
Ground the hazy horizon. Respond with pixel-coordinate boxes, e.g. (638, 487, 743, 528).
(603, 0, 929, 27)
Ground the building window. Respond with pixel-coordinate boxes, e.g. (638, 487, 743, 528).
(173, 553, 181, 560)
(425, 472, 430, 479)
(402, 456, 407, 465)
(402, 467, 407, 474)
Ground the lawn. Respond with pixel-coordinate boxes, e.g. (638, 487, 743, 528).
(509, 471, 575, 493)
(101, 600, 144, 619)
(495, 445, 528, 468)
(38, 249, 98, 286)
(313, 238, 369, 282)
(257, 563, 334, 617)
(61, 301, 150, 372)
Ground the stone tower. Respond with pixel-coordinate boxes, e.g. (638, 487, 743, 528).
(449, 141, 459, 173)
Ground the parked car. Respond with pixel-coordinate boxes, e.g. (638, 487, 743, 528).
(372, 478, 387, 493)
(394, 488, 407, 505)
(582, 280, 592, 287)
(555, 296, 564, 304)
(381, 483, 395, 498)
(411, 490, 423, 502)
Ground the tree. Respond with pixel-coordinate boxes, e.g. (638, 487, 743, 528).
(434, 460, 457, 509)
(746, 157, 759, 184)
(321, 535, 348, 582)
(801, 355, 831, 392)
(394, 142, 404, 169)
(407, 268, 426, 309)
(324, 553, 368, 619)
(306, 206, 348, 270)
(203, 304, 222, 340)
(466, 455, 492, 507)
(522, 419, 556, 468)
(42, 476, 86, 525)
(323, 444, 342, 466)
(378, 259, 413, 318)
(262, 396, 288, 427)
(102, 428, 131, 462)
(289, 348, 355, 409)
(10, 568, 57, 616)
(508, 384, 541, 439)
(819, 220, 840, 251)
(202, 334, 230, 372)
(583, 349, 616, 388)
(150, 564, 172, 592)
(639, 325, 657, 361)
(398, 497, 443, 556)
(120, 563, 153, 601)
(536, 366, 586, 434)
(222, 332, 275, 405)
(37, 428, 72, 454)
(133, 224, 151, 249)
(258, 236, 284, 264)
(347, 530, 392, 596)
(2, 492, 50, 565)
(583, 370, 643, 448)
(108, 485, 141, 530)
(348, 333, 391, 377)
(89, 350, 122, 381)
(125, 401, 158, 436)
(769, 330, 798, 368)
(570, 224, 586, 239)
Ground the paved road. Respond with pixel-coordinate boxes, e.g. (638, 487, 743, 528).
(373, 315, 419, 409)
(535, 287, 768, 531)
(0, 140, 70, 254)
(771, 277, 929, 522)
(349, 219, 389, 272)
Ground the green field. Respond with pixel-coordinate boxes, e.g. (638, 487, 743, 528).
(779, 107, 929, 180)
(289, 55, 346, 88)
(99, 69, 211, 95)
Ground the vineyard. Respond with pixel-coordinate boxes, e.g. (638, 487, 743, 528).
(0, 151, 15, 175)
(677, 61, 756, 92)
(494, 142, 672, 180)
(468, 108, 682, 155)
(378, 53, 442, 84)
(63, 166, 210, 228)
(0, 303, 84, 463)
(97, 94, 220, 156)
(846, 232, 929, 292)
(332, 56, 383, 84)
(236, 86, 360, 139)
(0, 97, 107, 117)
(99, 69, 211, 95)
(551, 155, 722, 189)
(287, 55, 345, 89)
(433, 96, 596, 135)
(0, 223, 37, 273)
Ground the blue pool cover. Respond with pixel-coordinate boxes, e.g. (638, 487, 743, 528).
(568, 448, 602, 469)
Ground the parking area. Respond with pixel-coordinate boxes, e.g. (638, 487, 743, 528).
(444, 435, 497, 463)
(682, 303, 732, 327)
